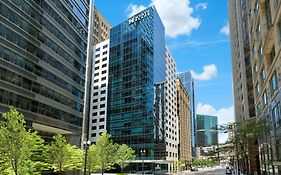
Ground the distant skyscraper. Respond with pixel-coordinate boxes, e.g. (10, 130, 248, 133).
(107, 6, 168, 172)
(196, 114, 218, 147)
(88, 40, 110, 143)
(0, 0, 91, 144)
(176, 79, 192, 164)
(177, 71, 196, 156)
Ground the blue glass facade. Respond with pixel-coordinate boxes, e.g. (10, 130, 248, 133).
(0, 0, 89, 142)
(196, 114, 218, 147)
(177, 71, 196, 156)
(107, 6, 166, 160)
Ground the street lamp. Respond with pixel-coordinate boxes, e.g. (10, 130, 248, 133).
(140, 149, 146, 175)
(83, 140, 91, 175)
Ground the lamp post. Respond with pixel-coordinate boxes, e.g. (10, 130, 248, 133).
(140, 149, 146, 175)
(84, 140, 91, 175)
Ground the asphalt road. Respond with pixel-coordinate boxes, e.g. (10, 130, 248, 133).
(184, 166, 231, 175)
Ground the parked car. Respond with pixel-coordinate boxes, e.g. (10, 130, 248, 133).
(190, 167, 198, 171)
(226, 166, 232, 174)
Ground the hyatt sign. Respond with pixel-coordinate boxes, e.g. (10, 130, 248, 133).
(128, 10, 150, 24)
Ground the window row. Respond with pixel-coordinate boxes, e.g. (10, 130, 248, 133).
(0, 24, 85, 87)
(0, 88, 82, 126)
(0, 67, 83, 112)
(0, 46, 84, 100)
(92, 111, 106, 116)
(9, 0, 86, 51)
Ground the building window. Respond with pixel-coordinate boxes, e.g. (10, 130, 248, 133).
(100, 111, 105, 115)
(96, 48, 100, 52)
(101, 77, 106, 81)
(271, 72, 278, 93)
(93, 92, 98, 96)
(102, 57, 107, 61)
(92, 112, 97, 116)
(91, 133, 96, 137)
(93, 86, 98, 90)
(101, 83, 106, 88)
(95, 54, 100, 58)
(102, 64, 107, 68)
(94, 73, 99, 76)
(103, 44, 108, 49)
(95, 66, 99, 70)
(102, 51, 107, 55)
(100, 118, 105, 122)
(92, 105, 98, 109)
(92, 119, 97, 123)
(263, 92, 268, 105)
(95, 60, 100, 64)
(94, 79, 98, 83)
(93, 99, 98, 103)
(102, 70, 107, 74)
(273, 103, 281, 129)
(100, 104, 105, 108)
(101, 90, 106, 94)
(92, 126, 97, 130)
(100, 97, 106, 101)
(260, 67, 266, 83)
(99, 125, 104, 129)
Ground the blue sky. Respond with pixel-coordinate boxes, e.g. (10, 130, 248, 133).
(95, 0, 233, 143)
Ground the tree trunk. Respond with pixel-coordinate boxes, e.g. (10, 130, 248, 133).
(121, 167, 124, 174)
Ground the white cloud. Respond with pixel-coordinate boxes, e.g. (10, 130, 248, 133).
(220, 23, 230, 36)
(196, 3, 208, 10)
(191, 64, 217, 80)
(126, 0, 201, 38)
(196, 103, 235, 143)
(126, 3, 147, 17)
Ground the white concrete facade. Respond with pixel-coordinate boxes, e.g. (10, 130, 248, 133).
(88, 39, 110, 143)
(164, 47, 179, 172)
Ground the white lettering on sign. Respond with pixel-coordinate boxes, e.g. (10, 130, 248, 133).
(128, 10, 150, 24)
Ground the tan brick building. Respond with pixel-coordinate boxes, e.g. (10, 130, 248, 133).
(93, 8, 111, 45)
(247, 0, 281, 174)
(230, 0, 281, 174)
(176, 79, 192, 165)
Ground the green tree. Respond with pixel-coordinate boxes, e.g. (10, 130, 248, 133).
(0, 107, 49, 175)
(88, 132, 117, 175)
(47, 134, 83, 172)
(115, 144, 135, 174)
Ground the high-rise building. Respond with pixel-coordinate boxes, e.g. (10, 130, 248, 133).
(88, 39, 110, 143)
(0, 0, 91, 144)
(177, 71, 196, 156)
(228, 0, 263, 174)
(107, 6, 168, 172)
(93, 8, 111, 45)
(246, 1, 281, 174)
(176, 79, 192, 165)
(164, 47, 178, 172)
(196, 114, 218, 147)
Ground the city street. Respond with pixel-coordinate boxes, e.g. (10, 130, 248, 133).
(184, 166, 230, 175)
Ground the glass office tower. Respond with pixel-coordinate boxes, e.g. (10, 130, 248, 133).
(196, 114, 218, 147)
(107, 6, 166, 168)
(0, 0, 90, 144)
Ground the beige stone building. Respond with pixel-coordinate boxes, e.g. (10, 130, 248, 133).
(247, 0, 281, 174)
(93, 8, 111, 45)
(230, 0, 281, 174)
(229, 0, 259, 174)
(176, 79, 192, 165)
